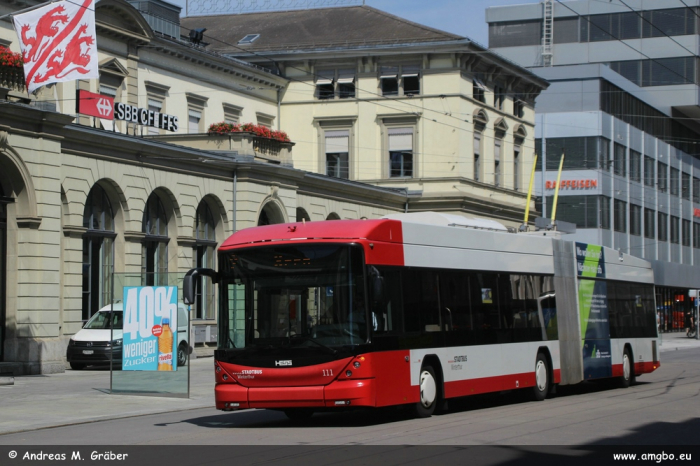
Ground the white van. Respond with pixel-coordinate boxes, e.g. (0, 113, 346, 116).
(66, 303, 190, 370)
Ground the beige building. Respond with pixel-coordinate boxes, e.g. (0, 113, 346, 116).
(0, 0, 407, 374)
(182, 5, 549, 227)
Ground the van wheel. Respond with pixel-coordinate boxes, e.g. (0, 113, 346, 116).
(415, 365, 438, 418)
(70, 363, 85, 370)
(177, 343, 188, 367)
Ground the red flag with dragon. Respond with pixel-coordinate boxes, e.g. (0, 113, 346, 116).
(13, 0, 98, 94)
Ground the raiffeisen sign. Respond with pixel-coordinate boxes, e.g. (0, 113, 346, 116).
(545, 179, 598, 189)
(114, 102, 179, 132)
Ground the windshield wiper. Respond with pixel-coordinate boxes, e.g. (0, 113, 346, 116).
(288, 334, 337, 355)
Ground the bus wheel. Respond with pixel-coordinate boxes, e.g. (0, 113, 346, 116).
(415, 365, 438, 418)
(619, 348, 635, 388)
(284, 409, 314, 421)
(532, 352, 549, 401)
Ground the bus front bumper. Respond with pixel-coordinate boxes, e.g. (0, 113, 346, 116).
(215, 379, 376, 410)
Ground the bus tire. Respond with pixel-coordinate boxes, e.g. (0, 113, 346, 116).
(532, 352, 549, 401)
(415, 365, 438, 418)
(619, 348, 635, 388)
(284, 409, 314, 421)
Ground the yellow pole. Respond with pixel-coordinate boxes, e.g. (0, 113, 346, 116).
(523, 154, 538, 227)
(550, 151, 565, 225)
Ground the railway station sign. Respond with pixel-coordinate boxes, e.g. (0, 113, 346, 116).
(76, 90, 114, 119)
(75, 90, 179, 132)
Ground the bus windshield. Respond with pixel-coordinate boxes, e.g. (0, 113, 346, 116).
(218, 244, 369, 350)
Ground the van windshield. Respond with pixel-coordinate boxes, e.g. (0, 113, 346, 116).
(85, 311, 123, 330)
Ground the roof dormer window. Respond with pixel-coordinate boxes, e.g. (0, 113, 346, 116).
(238, 34, 260, 45)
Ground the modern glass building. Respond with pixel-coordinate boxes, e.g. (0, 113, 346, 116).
(487, 0, 700, 331)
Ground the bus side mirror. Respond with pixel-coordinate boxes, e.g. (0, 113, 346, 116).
(183, 268, 219, 305)
(183, 274, 195, 305)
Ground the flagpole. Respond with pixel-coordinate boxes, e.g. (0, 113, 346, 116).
(0, 1, 59, 21)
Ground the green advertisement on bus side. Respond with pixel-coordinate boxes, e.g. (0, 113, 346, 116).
(576, 242, 612, 379)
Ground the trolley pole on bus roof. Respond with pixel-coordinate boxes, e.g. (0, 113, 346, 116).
(550, 151, 565, 229)
(520, 154, 538, 232)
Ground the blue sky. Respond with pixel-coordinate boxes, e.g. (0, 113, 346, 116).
(364, 0, 531, 46)
(171, 0, 534, 47)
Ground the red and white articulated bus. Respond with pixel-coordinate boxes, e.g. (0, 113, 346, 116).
(183, 212, 660, 420)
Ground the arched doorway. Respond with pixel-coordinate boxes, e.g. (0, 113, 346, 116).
(82, 184, 115, 321)
(0, 184, 7, 361)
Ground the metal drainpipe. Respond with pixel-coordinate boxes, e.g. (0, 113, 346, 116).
(277, 88, 281, 131)
(233, 169, 237, 233)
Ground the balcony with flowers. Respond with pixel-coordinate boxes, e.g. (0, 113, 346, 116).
(150, 121, 294, 166)
(207, 122, 293, 165)
(0, 46, 26, 97)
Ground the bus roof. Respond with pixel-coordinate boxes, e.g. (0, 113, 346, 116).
(219, 219, 403, 250)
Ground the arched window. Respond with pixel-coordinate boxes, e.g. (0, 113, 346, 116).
(258, 202, 285, 226)
(514, 126, 527, 192)
(142, 193, 168, 286)
(194, 201, 216, 320)
(473, 111, 488, 182)
(494, 119, 508, 188)
(296, 207, 310, 222)
(82, 184, 115, 320)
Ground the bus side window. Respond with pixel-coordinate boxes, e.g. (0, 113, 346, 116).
(372, 267, 402, 334)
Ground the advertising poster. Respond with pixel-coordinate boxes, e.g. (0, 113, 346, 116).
(122, 286, 178, 371)
(576, 242, 612, 379)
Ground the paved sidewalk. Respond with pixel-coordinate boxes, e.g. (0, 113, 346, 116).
(0, 357, 216, 436)
(658, 331, 700, 352)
